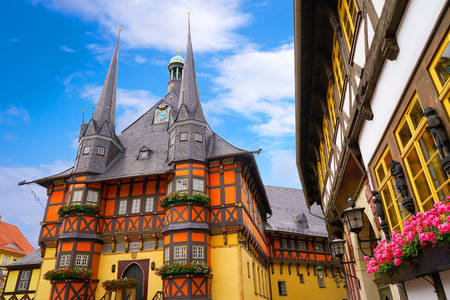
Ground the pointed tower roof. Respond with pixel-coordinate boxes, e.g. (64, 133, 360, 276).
(92, 28, 121, 132)
(177, 13, 206, 122)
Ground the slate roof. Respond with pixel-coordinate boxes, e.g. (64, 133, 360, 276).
(0, 220, 34, 256)
(6, 249, 41, 269)
(264, 185, 328, 237)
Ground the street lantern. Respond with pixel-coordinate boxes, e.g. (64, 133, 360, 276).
(330, 239, 346, 258)
(341, 198, 365, 234)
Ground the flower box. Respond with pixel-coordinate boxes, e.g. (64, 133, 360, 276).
(161, 192, 210, 208)
(58, 204, 100, 217)
(375, 245, 450, 284)
(156, 262, 211, 277)
(102, 278, 138, 291)
(45, 268, 92, 281)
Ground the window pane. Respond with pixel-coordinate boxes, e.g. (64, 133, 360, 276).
(145, 197, 154, 212)
(397, 121, 412, 149)
(414, 172, 432, 203)
(409, 100, 423, 130)
(132, 198, 140, 213)
(405, 147, 422, 176)
(434, 42, 450, 86)
(119, 200, 127, 215)
(418, 130, 437, 162)
(87, 190, 98, 205)
(375, 165, 385, 184)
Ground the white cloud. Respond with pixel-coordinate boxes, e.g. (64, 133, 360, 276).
(32, 0, 249, 52)
(208, 43, 295, 137)
(81, 85, 159, 132)
(134, 54, 147, 64)
(268, 149, 301, 188)
(60, 45, 75, 53)
(0, 161, 72, 247)
(0, 105, 30, 123)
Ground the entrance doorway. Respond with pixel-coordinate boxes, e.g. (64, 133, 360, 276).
(122, 263, 144, 300)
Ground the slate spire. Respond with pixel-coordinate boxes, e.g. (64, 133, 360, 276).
(177, 13, 206, 122)
(92, 28, 121, 133)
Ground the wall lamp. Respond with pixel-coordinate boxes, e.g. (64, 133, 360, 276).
(330, 238, 361, 289)
(341, 198, 380, 257)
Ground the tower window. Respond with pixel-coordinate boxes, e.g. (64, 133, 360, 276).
(145, 197, 154, 212)
(71, 190, 83, 204)
(174, 245, 187, 262)
(60, 255, 70, 267)
(86, 190, 99, 205)
(131, 198, 141, 214)
(192, 245, 204, 261)
(281, 239, 288, 249)
(164, 247, 170, 263)
(118, 200, 127, 215)
(97, 146, 105, 156)
(314, 242, 324, 252)
(180, 132, 188, 141)
(297, 240, 307, 251)
(138, 150, 150, 160)
(195, 132, 203, 142)
(75, 255, 89, 267)
(175, 179, 188, 191)
(193, 178, 204, 193)
(83, 146, 90, 154)
(290, 240, 296, 249)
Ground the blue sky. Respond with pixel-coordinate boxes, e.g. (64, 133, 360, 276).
(1, 0, 299, 247)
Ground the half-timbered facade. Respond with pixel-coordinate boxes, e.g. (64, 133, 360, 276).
(295, 0, 449, 299)
(19, 17, 347, 300)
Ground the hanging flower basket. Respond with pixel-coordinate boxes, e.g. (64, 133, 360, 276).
(366, 200, 450, 283)
(58, 204, 100, 217)
(102, 278, 138, 291)
(156, 262, 211, 276)
(160, 192, 210, 208)
(44, 268, 92, 281)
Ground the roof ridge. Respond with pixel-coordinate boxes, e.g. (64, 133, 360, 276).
(264, 185, 304, 192)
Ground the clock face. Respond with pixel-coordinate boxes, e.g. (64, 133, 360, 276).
(155, 105, 170, 123)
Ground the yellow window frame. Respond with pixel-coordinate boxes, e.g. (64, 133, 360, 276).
(323, 117, 332, 159)
(375, 147, 409, 232)
(338, 0, 358, 50)
(332, 34, 345, 98)
(428, 31, 450, 119)
(317, 161, 324, 192)
(395, 95, 450, 212)
(319, 141, 326, 177)
(327, 81, 337, 132)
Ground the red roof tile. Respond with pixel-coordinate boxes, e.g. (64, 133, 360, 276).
(0, 220, 34, 256)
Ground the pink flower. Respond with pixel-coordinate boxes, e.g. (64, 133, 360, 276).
(438, 223, 450, 234)
(394, 258, 402, 266)
(364, 256, 370, 261)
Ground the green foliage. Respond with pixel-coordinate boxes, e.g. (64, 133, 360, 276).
(102, 278, 138, 291)
(156, 262, 211, 276)
(57, 204, 100, 217)
(44, 268, 92, 280)
(160, 192, 210, 208)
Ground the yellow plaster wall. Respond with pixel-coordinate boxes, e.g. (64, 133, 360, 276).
(94, 249, 163, 299)
(240, 244, 270, 300)
(4, 270, 19, 292)
(29, 268, 41, 291)
(269, 263, 347, 300)
(35, 247, 56, 300)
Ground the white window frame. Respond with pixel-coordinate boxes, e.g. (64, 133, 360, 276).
(97, 146, 105, 156)
(60, 255, 70, 267)
(164, 247, 170, 263)
(192, 245, 204, 260)
(119, 200, 127, 215)
(278, 281, 287, 296)
(174, 245, 187, 260)
(281, 239, 288, 249)
(145, 197, 154, 213)
(71, 190, 83, 204)
(17, 270, 31, 291)
(297, 240, 307, 251)
(193, 178, 204, 193)
(83, 145, 90, 154)
(289, 239, 296, 249)
(86, 190, 99, 205)
(195, 132, 203, 142)
(314, 242, 323, 252)
(167, 180, 173, 195)
(75, 254, 89, 267)
(175, 179, 188, 191)
(131, 198, 141, 214)
(180, 132, 188, 141)
(139, 150, 150, 160)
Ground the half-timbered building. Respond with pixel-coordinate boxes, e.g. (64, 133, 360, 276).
(16, 18, 347, 300)
(295, 0, 449, 299)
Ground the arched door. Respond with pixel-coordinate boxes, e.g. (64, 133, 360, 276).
(122, 264, 144, 300)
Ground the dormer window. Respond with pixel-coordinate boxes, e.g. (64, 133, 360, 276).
(97, 146, 105, 156)
(83, 146, 90, 155)
(195, 132, 203, 142)
(138, 147, 151, 160)
(180, 132, 188, 141)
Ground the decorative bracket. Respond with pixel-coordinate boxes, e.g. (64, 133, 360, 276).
(381, 36, 399, 61)
(372, 191, 390, 239)
(390, 161, 416, 215)
(424, 107, 450, 174)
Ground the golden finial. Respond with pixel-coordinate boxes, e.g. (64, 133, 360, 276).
(170, 84, 174, 88)
(187, 11, 191, 15)
(177, 49, 181, 54)
(118, 27, 122, 32)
